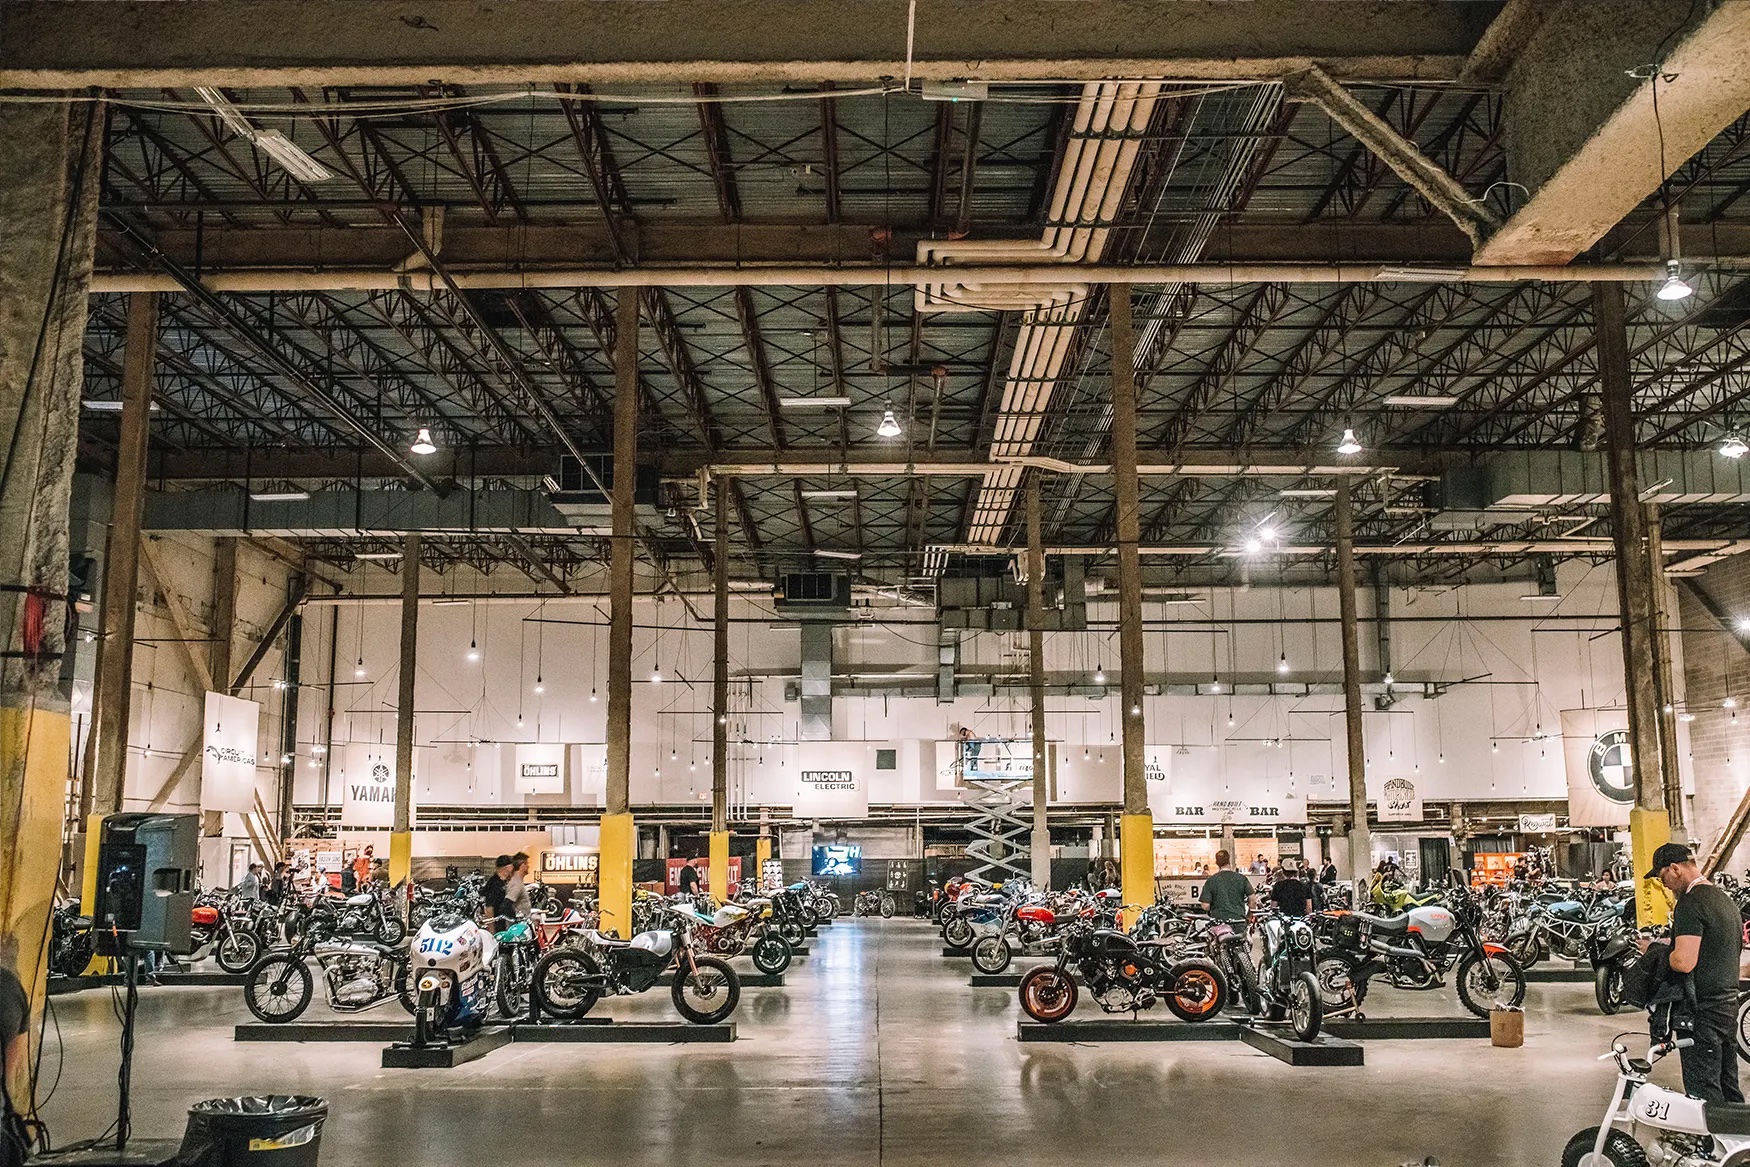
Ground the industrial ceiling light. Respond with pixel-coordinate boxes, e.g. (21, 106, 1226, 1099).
(1657, 259, 1695, 302)
(353, 657, 365, 678)
(194, 87, 334, 183)
(249, 489, 311, 502)
(1336, 427, 1362, 455)
(410, 427, 437, 455)
(534, 676, 545, 694)
(1278, 653, 1290, 674)
(651, 664, 663, 684)
(876, 406, 902, 438)
(1093, 664, 1106, 684)
(467, 639, 479, 662)
(1720, 432, 1749, 459)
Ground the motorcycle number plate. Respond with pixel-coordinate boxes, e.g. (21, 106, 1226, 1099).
(418, 937, 455, 956)
(1642, 1098, 1672, 1122)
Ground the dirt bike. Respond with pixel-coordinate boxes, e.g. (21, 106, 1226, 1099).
(530, 919, 739, 1024)
(1017, 919, 1228, 1024)
(243, 931, 414, 1023)
(1563, 1034, 1750, 1166)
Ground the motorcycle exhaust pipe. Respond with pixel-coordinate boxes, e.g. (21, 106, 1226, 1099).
(1371, 940, 1433, 962)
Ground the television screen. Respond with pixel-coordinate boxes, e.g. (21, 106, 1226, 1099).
(813, 844, 861, 877)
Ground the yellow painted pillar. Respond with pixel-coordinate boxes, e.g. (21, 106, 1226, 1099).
(388, 831, 413, 890)
(598, 813, 636, 937)
(1120, 813, 1154, 926)
(709, 831, 731, 905)
(1, 708, 75, 1033)
(1630, 806, 1673, 927)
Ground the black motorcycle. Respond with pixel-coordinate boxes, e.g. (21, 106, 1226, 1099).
(529, 921, 739, 1024)
(1017, 920, 1228, 1024)
(1256, 910, 1323, 1041)
(1590, 918, 1648, 1015)
(48, 902, 95, 978)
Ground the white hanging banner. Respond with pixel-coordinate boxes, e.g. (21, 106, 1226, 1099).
(340, 743, 403, 828)
(1561, 708, 1634, 827)
(515, 742, 569, 794)
(1377, 776, 1423, 822)
(200, 691, 260, 813)
(1143, 745, 1307, 824)
(791, 744, 869, 817)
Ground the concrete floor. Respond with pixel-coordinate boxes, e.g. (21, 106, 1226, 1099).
(37, 919, 1656, 1166)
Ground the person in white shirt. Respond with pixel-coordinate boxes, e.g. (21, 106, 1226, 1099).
(236, 863, 262, 901)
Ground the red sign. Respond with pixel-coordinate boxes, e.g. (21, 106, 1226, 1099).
(665, 857, 741, 896)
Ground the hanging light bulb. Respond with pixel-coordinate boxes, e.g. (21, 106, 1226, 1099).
(1227, 713, 1235, 727)
(1721, 432, 1749, 459)
(1093, 664, 1106, 684)
(671, 748, 678, 760)
(534, 676, 545, 694)
(876, 406, 902, 438)
(1726, 696, 1739, 710)
(467, 639, 479, 662)
(1657, 258, 1694, 302)
(1337, 427, 1362, 455)
(590, 687, 598, 702)
(1277, 653, 1289, 674)
(651, 665, 663, 683)
(410, 426, 437, 455)
(1130, 704, 1141, 716)
(354, 657, 365, 678)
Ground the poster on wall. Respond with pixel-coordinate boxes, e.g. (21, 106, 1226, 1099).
(665, 856, 741, 896)
(790, 745, 870, 816)
(200, 691, 260, 813)
(1377, 776, 1423, 822)
(1561, 708, 1634, 827)
(1142, 745, 1307, 825)
(515, 742, 569, 794)
(339, 744, 403, 828)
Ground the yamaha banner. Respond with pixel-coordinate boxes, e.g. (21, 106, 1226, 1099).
(1560, 709, 1634, 827)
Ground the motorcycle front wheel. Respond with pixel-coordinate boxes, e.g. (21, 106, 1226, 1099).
(1163, 958, 1228, 1023)
(671, 956, 740, 1024)
(531, 949, 604, 1020)
(751, 934, 792, 976)
(1018, 966, 1077, 1023)
(778, 921, 805, 948)
(377, 915, 408, 947)
(971, 936, 1012, 975)
(496, 952, 528, 1019)
(1505, 931, 1544, 968)
(1594, 965, 1624, 1016)
(1559, 1128, 1650, 1167)
(243, 955, 313, 1023)
(942, 917, 974, 951)
(1736, 994, 1750, 1062)
(879, 893, 896, 919)
(1455, 952, 1526, 1019)
(1287, 971, 1323, 1043)
(1226, 948, 1262, 1015)
(216, 930, 261, 974)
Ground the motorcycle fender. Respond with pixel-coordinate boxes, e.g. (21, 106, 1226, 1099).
(1480, 943, 1510, 958)
(1632, 1083, 1709, 1136)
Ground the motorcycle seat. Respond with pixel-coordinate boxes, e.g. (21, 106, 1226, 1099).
(1352, 910, 1410, 932)
(345, 893, 375, 907)
(1705, 1102, 1750, 1136)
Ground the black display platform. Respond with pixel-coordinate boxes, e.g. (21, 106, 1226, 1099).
(29, 1137, 183, 1166)
(512, 1020, 736, 1043)
(940, 947, 971, 957)
(1238, 1024, 1365, 1066)
(1324, 1017, 1493, 1039)
(236, 1021, 418, 1042)
(656, 971, 784, 987)
(157, 970, 245, 986)
(47, 974, 117, 995)
(1016, 1019, 1241, 1042)
(1525, 966, 1594, 983)
(382, 1026, 512, 1068)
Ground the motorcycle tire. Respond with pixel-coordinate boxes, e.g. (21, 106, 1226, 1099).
(1737, 994, 1750, 1063)
(1594, 965, 1624, 1016)
(752, 934, 792, 976)
(824, 896, 841, 920)
(942, 917, 974, 951)
(396, 966, 418, 1015)
(799, 906, 820, 931)
(778, 921, 805, 948)
(671, 956, 740, 1025)
(243, 955, 313, 1024)
(216, 930, 261, 974)
(1559, 1128, 1650, 1167)
(1313, 952, 1365, 1013)
(1018, 966, 1077, 1023)
(1288, 971, 1323, 1043)
(1227, 950, 1262, 1016)
(1163, 958, 1228, 1023)
(531, 949, 604, 1020)
(879, 894, 896, 919)
(496, 954, 528, 1020)
(377, 916, 408, 947)
(1506, 932, 1543, 968)
(1455, 951, 1527, 1019)
(971, 936, 1012, 975)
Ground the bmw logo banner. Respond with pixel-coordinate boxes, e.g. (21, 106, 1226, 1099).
(1559, 709, 1635, 827)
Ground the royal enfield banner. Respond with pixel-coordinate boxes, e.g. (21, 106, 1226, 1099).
(1142, 745, 1307, 825)
(1561, 708, 1634, 827)
(1377, 776, 1422, 822)
(514, 742, 568, 794)
(200, 691, 260, 813)
(340, 744, 404, 828)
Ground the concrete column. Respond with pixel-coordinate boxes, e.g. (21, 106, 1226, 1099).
(1646, 505, 1686, 835)
(210, 537, 237, 691)
(1109, 289, 1152, 916)
(1596, 281, 1672, 925)
(389, 532, 419, 891)
(600, 288, 640, 935)
(91, 293, 157, 815)
(1025, 475, 1051, 887)
(710, 477, 730, 902)
(1334, 478, 1371, 892)
(0, 98, 103, 1080)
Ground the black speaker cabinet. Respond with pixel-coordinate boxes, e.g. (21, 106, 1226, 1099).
(94, 813, 198, 953)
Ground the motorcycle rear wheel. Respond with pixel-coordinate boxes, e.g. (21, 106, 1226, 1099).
(377, 916, 408, 947)
(971, 936, 1012, 975)
(1018, 966, 1077, 1023)
(531, 949, 603, 1020)
(1455, 952, 1526, 1019)
(1313, 952, 1364, 1012)
(244, 955, 313, 1023)
(1288, 971, 1322, 1043)
(216, 930, 261, 974)
(1559, 1128, 1649, 1167)
(778, 921, 805, 948)
(671, 956, 740, 1024)
(496, 952, 529, 1019)
(1594, 966, 1624, 1016)
(1163, 958, 1227, 1023)
(1226, 948, 1262, 1015)
(752, 934, 792, 976)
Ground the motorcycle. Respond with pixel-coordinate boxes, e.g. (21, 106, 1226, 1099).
(1589, 918, 1643, 1016)
(529, 919, 740, 1024)
(1505, 886, 1632, 968)
(48, 902, 96, 978)
(853, 890, 899, 918)
(674, 900, 793, 975)
(1314, 884, 1525, 1020)
(243, 930, 414, 1023)
(1562, 1035, 1750, 1167)
(1255, 910, 1323, 1042)
(1017, 919, 1229, 1024)
(408, 908, 499, 1045)
(188, 893, 266, 974)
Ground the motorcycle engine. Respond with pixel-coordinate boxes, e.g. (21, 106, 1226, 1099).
(1386, 956, 1439, 989)
(327, 956, 384, 1006)
(1661, 1133, 1712, 1166)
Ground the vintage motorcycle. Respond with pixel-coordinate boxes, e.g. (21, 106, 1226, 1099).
(1314, 885, 1525, 1019)
(1255, 909, 1323, 1042)
(243, 931, 414, 1023)
(407, 908, 498, 1043)
(853, 889, 899, 917)
(1017, 920, 1229, 1024)
(1563, 1035, 1750, 1167)
(188, 893, 268, 974)
(1505, 888, 1631, 968)
(675, 900, 793, 975)
(529, 920, 739, 1024)
(48, 902, 96, 978)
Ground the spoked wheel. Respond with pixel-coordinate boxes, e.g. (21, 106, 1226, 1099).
(1737, 994, 1750, 1062)
(971, 935, 1012, 975)
(531, 949, 604, 1020)
(377, 915, 408, 947)
(243, 955, 313, 1023)
(1505, 932, 1543, 968)
(1455, 952, 1527, 1019)
(1163, 958, 1227, 1022)
(1226, 948, 1262, 1015)
(216, 930, 261, 974)
(942, 917, 973, 950)
(671, 956, 740, 1024)
(495, 952, 529, 1019)
(1288, 971, 1323, 1043)
(1314, 952, 1363, 1012)
(879, 894, 896, 919)
(778, 921, 805, 948)
(751, 934, 792, 976)
(1018, 966, 1077, 1023)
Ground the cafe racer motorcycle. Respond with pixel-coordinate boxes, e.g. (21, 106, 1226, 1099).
(529, 920, 740, 1024)
(1314, 886, 1525, 1019)
(1017, 920, 1229, 1024)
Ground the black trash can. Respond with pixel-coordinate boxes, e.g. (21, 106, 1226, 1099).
(178, 1096, 328, 1167)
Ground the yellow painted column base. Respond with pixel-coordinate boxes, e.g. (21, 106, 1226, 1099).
(598, 813, 636, 938)
(388, 831, 413, 888)
(1631, 805, 1673, 928)
(1119, 812, 1155, 928)
(77, 813, 114, 976)
(709, 830, 731, 905)
(1, 704, 74, 1072)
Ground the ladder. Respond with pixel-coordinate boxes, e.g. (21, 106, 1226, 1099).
(958, 741, 1032, 882)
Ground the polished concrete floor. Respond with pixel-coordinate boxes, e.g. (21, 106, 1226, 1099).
(37, 919, 1651, 1165)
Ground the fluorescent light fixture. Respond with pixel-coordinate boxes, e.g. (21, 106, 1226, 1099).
(1720, 432, 1748, 459)
(1336, 428, 1362, 455)
(1679, 712, 1698, 723)
(82, 399, 159, 412)
(799, 489, 859, 500)
(354, 551, 404, 561)
(249, 490, 311, 502)
(876, 408, 903, 438)
(1376, 265, 1468, 281)
(1279, 487, 1337, 498)
(1519, 592, 1562, 602)
(194, 88, 332, 182)
(778, 395, 853, 408)
(1381, 395, 1460, 408)
(813, 548, 863, 561)
(410, 427, 437, 455)
(431, 598, 471, 606)
(1657, 259, 1694, 302)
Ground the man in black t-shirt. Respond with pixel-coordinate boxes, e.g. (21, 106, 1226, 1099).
(1270, 863, 1313, 917)
(480, 856, 518, 933)
(677, 861, 701, 899)
(1641, 842, 1744, 1103)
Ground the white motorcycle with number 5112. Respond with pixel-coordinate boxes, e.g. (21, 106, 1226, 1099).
(408, 909, 498, 1046)
(1564, 1036, 1750, 1166)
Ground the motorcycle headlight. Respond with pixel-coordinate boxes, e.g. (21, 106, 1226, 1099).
(1292, 927, 1313, 951)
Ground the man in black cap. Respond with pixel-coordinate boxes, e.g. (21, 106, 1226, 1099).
(1638, 842, 1744, 1102)
(480, 856, 518, 934)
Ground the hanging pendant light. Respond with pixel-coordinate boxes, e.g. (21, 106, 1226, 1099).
(1336, 427, 1362, 455)
(410, 427, 437, 455)
(1657, 259, 1694, 301)
(1720, 432, 1748, 459)
(467, 638, 479, 662)
(876, 406, 902, 438)
(354, 657, 365, 678)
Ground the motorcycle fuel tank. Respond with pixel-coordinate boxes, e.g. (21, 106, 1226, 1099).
(1405, 905, 1456, 943)
(1631, 1083, 1709, 1135)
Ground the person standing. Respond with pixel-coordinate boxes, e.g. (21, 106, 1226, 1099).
(1319, 859, 1338, 885)
(352, 845, 374, 891)
(236, 863, 261, 901)
(507, 852, 530, 914)
(1200, 850, 1253, 924)
(480, 856, 518, 933)
(1640, 843, 1744, 1103)
(677, 859, 702, 899)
